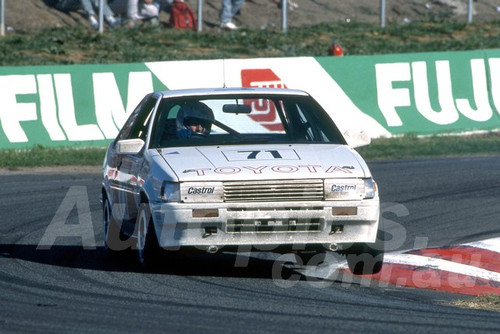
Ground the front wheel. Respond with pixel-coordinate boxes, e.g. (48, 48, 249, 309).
(345, 242, 384, 275)
(136, 203, 162, 269)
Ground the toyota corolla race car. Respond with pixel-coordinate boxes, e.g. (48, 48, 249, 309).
(102, 87, 383, 274)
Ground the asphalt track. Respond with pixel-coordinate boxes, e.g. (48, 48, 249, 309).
(0, 156, 499, 333)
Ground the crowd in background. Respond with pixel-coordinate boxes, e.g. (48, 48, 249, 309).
(55, 0, 173, 29)
(53, 0, 298, 31)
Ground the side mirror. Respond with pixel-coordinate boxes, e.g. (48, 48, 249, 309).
(343, 129, 371, 148)
(116, 138, 145, 154)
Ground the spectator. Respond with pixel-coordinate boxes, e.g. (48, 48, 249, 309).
(56, 0, 121, 29)
(220, 0, 245, 30)
(272, 0, 299, 10)
(109, 0, 172, 27)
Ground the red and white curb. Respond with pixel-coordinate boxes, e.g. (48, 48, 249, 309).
(339, 237, 500, 296)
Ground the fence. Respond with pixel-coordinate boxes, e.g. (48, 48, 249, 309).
(0, 0, 481, 36)
(0, 0, 4, 36)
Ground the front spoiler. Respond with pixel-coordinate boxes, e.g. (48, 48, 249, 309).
(150, 199, 380, 252)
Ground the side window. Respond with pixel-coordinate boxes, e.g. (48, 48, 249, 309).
(296, 101, 341, 143)
(287, 101, 330, 142)
(116, 95, 157, 142)
(150, 101, 182, 148)
(298, 106, 331, 142)
(285, 103, 314, 141)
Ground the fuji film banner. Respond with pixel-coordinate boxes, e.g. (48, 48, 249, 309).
(1, 50, 500, 149)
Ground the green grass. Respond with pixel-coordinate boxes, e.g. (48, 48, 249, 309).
(357, 132, 500, 161)
(0, 132, 498, 168)
(0, 146, 106, 169)
(2, 20, 500, 65)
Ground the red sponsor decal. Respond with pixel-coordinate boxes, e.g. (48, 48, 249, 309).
(241, 69, 286, 131)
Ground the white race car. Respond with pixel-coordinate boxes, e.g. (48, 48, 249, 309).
(102, 87, 383, 274)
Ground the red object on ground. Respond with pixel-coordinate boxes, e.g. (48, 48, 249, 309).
(329, 43, 343, 56)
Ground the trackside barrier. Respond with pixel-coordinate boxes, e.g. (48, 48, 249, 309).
(1, 49, 500, 149)
(0, 0, 4, 36)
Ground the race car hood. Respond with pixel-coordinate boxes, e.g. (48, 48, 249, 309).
(158, 144, 369, 181)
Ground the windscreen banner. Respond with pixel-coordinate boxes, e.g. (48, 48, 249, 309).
(1, 50, 500, 149)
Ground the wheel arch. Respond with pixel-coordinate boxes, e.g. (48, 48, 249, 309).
(101, 186, 108, 200)
(139, 190, 149, 204)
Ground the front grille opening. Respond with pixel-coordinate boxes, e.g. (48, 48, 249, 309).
(227, 218, 322, 233)
(330, 225, 344, 234)
(224, 179, 324, 202)
(227, 206, 324, 212)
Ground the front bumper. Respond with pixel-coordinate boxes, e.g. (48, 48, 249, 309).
(150, 199, 379, 252)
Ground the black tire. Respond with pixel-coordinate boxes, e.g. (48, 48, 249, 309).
(345, 218, 385, 275)
(136, 203, 163, 270)
(345, 241, 384, 275)
(296, 251, 327, 266)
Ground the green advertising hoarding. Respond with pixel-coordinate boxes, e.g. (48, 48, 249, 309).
(317, 49, 500, 136)
(1, 50, 499, 149)
(0, 62, 167, 149)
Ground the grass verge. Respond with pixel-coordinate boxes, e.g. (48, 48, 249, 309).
(357, 132, 500, 161)
(0, 132, 498, 168)
(0, 145, 106, 169)
(2, 21, 500, 66)
(453, 294, 500, 312)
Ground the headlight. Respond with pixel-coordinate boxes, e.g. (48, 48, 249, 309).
(324, 179, 364, 200)
(364, 178, 378, 199)
(180, 182, 223, 203)
(162, 181, 181, 202)
(324, 178, 377, 200)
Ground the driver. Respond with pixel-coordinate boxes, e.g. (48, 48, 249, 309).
(176, 101, 215, 138)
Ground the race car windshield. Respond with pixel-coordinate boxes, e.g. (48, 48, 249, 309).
(149, 94, 346, 148)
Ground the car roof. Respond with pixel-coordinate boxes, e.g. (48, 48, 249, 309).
(157, 87, 311, 99)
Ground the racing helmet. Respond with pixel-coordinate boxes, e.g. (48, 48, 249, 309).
(176, 101, 215, 136)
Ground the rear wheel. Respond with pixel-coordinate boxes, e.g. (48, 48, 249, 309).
(136, 203, 162, 269)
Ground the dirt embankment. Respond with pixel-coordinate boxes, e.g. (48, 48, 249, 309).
(4, 0, 500, 33)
